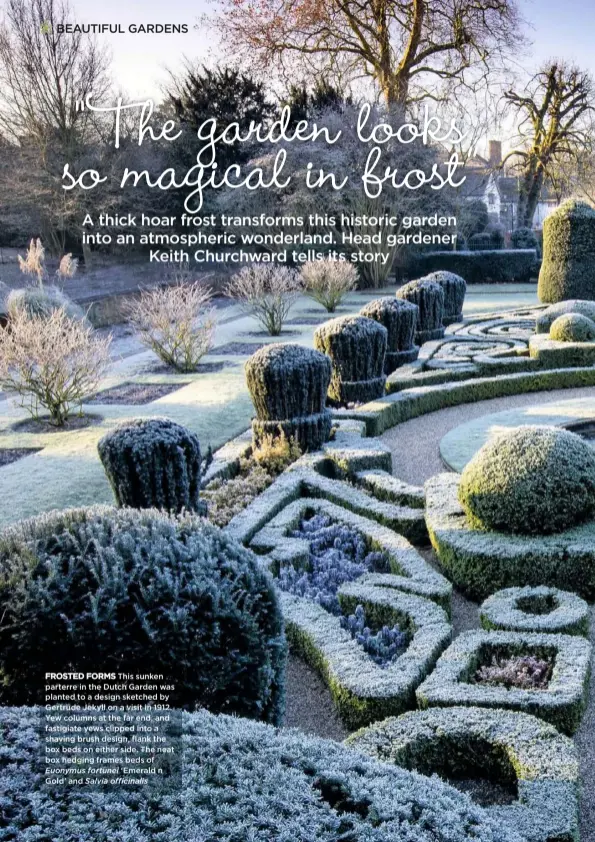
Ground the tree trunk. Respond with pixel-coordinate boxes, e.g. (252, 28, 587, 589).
(516, 164, 545, 229)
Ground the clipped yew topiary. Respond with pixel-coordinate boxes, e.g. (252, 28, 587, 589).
(538, 199, 595, 303)
(422, 271, 467, 325)
(314, 315, 387, 404)
(536, 299, 595, 333)
(396, 279, 445, 344)
(98, 418, 204, 514)
(511, 227, 538, 251)
(458, 425, 595, 535)
(245, 343, 332, 450)
(360, 297, 419, 373)
(549, 313, 595, 343)
(0, 506, 286, 721)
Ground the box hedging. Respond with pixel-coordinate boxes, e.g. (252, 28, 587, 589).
(425, 472, 595, 601)
(280, 582, 451, 729)
(0, 506, 286, 723)
(0, 707, 526, 842)
(529, 333, 595, 367)
(409, 249, 537, 283)
(347, 706, 579, 842)
(415, 629, 591, 735)
(480, 586, 589, 636)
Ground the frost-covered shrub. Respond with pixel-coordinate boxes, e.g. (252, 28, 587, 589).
(6, 284, 85, 321)
(278, 514, 409, 668)
(421, 271, 467, 325)
(0, 306, 111, 426)
(127, 281, 215, 371)
(475, 654, 552, 689)
(511, 227, 538, 251)
(458, 426, 595, 535)
(409, 250, 536, 284)
(536, 299, 595, 332)
(458, 199, 489, 240)
(360, 297, 419, 373)
(0, 506, 286, 721)
(549, 312, 595, 342)
(469, 232, 493, 251)
(225, 264, 301, 334)
(245, 343, 332, 450)
(538, 199, 595, 303)
(301, 258, 357, 311)
(480, 586, 589, 636)
(314, 315, 387, 404)
(98, 418, 204, 514)
(486, 224, 506, 250)
(396, 279, 445, 343)
(0, 706, 526, 842)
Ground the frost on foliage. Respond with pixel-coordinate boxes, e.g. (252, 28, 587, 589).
(277, 513, 407, 666)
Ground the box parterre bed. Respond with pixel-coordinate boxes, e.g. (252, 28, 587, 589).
(415, 630, 591, 735)
(346, 706, 579, 842)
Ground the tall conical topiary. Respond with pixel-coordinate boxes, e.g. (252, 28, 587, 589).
(314, 315, 387, 404)
(360, 298, 419, 373)
(245, 343, 332, 451)
(422, 271, 467, 325)
(98, 418, 204, 514)
(396, 279, 445, 343)
(538, 200, 595, 303)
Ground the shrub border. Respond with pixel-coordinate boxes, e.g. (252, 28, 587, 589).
(480, 587, 590, 637)
(346, 706, 579, 842)
(415, 629, 592, 735)
(424, 472, 595, 601)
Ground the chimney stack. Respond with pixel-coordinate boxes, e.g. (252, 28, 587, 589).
(488, 140, 502, 167)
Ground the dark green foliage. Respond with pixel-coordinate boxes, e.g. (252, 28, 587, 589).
(486, 224, 506, 250)
(0, 507, 286, 720)
(511, 227, 538, 251)
(538, 199, 595, 303)
(245, 343, 332, 450)
(360, 297, 419, 373)
(480, 586, 590, 636)
(409, 250, 537, 283)
(168, 65, 275, 170)
(396, 279, 445, 343)
(0, 707, 526, 842)
(550, 313, 595, 342)
(314, 315, 387, 404)
(282, 78, 352, 122)
(98, 418, 203, 514)
(458, 426, 595, 535)
(468, 232, 493, 251)
(458, 199, 489, 239)
(536, 299, 595, 332)
(423, 271, 467, 325)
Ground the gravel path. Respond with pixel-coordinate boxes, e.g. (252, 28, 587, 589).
(283, 384, 595, 839)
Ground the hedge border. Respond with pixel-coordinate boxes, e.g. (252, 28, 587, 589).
(529, 333, 595, 367)
(480, 587, 590, 637)
(280, 583, 451, 729)
(250, 497, 451, 611)
(415, 629, 592, 735)
(424, 472, 595, 601)
(346, 706, 579, 842)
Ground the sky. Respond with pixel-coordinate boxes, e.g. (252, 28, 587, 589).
(57, 0, 595, 100)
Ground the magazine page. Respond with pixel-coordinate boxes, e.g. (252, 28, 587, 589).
(0, 0, 593, 839)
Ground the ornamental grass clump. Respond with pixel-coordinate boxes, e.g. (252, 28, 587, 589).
(422, 271, 467, 325)
(98, 418, 204, 514)
(0, 306, 111, 426)
(127, 281, 216, 371)
(301, 258, 357, 312)
(549, 312, 595, 342)
(538, 199, 595, 303)
(396, 278, 445, 344)
(314, 314, 387, 404)
(360, 297, 419, 373)
(0, 506, 286, 721)
(225, 264, 301, 335)
(245, 343, 332, 450)
(458, 425, 595, 535)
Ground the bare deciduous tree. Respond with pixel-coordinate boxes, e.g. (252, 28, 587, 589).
(502, 62, 595, 229)
(206, 0, 524, 107)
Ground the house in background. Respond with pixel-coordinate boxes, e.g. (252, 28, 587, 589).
(460, 141, 560, 231)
